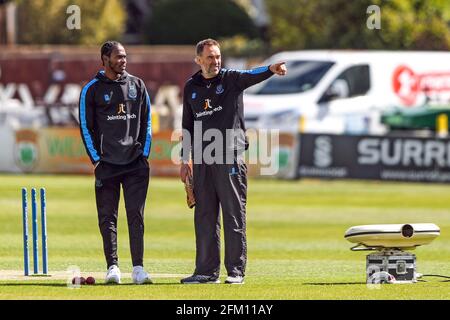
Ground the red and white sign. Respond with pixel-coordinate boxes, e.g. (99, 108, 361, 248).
(392, 65, 450, 106)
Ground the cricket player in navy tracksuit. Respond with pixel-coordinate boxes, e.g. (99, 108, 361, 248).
(79, 41, 152, 285)
(180, 39, 287, 284)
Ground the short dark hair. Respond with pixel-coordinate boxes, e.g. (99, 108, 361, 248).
(100, 41, 122, 65)
(196, 38, 220, 56)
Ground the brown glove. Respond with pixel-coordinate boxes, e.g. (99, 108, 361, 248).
(184, 175, 195, 209)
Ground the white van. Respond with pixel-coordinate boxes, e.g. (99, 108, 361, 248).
(243, 51, 450, 134)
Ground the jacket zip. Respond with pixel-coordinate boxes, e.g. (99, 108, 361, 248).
(100, 134, 104, 155)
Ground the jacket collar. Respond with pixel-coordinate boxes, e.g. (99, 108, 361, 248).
(191, 69, 225, 86)
(96, 70, 129, 84)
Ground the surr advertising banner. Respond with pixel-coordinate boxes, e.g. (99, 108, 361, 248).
(298, 133, 450, 183)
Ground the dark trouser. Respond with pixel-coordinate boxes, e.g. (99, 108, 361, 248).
(193, 158, 247, 278)
(95, 168, 149, 268)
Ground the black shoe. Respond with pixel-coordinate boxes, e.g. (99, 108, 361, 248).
(180, 274, 220, 284)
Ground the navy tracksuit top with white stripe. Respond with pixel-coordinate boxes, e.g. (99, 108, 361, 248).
(182, 67, 273, 161)
(79, 71, 152, 167)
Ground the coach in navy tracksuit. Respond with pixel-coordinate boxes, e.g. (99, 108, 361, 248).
(180, 39, 287, 284)
(79, 41, 152, 285)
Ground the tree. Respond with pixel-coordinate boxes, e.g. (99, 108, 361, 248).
(266, 0, 450, 51)
(16, 0, 126, 45)
(366, 0, 450, 50)
(143, 0, 258, 44)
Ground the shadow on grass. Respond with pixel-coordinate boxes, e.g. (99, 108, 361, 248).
(0, 283, 68, 287)
(0, 282, 183, 287)
(303, 282, 366, 286)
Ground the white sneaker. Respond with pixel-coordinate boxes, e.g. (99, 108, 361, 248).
(225, 275, 244, 284)
(132, 266, 152, 284)
(105, 265, 121, 284)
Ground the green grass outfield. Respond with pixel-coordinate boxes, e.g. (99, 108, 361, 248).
(0, 174, 449, 299)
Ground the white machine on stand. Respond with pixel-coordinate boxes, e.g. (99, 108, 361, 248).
(345, 223, 440, 283)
